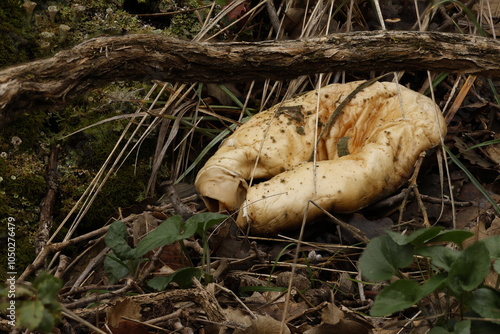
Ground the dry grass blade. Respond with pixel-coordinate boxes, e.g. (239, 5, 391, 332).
(445, 75, 477, 124)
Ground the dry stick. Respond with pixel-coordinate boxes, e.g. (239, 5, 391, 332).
(445, 75, 477, 124)
(3, 31, 500, 125)
(265, 0, 281, 34)
(285, 301, 328, 323)
(64, 279, 134, 309)
(18, 223, 115, 282)
(54, 255, 71, 279)
(61, 304, 108, 334)
(215, 283, 257, 319)
(122, 316, 172, 333)
(136, 245, 167, 286)
(143, 309, 185, 325)
(310, 201, 370, 244)
(397, 152, 430, 228)
(70, 245, 109, 292)
(35, 145, 60, 254)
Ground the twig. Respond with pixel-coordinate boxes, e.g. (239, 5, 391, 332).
(420, 194, 473, 207)
(63, 279, 133, 309)
(70, 246, 109, 292)
(54, 255, 71, 279)
(310, 201, 370, 243)
(18, 223, 114, 282)
(61, 304, 108, 334)
(36, 145, 59, 254)
(398, 152, 430, 227)
(266, 0, 281, 34)
(215, 283, 257, 319)
(285, 301, 328, 323)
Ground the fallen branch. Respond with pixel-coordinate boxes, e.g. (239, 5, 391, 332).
(1, 31, 500, 124)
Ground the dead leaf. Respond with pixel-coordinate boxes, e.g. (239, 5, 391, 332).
(106, 297, 142, 328)
(234, 314, 291, 334)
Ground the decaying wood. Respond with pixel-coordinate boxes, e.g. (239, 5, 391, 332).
(1, 31, 500, 124)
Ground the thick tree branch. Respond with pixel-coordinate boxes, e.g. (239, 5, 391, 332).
(1, 30, 500, 124)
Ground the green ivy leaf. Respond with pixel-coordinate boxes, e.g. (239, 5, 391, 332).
(447, 241, 490, 295)
(453, 320, 471, 334)
(482, 235, 500, 258)
(359, 234, 413, 281)
(37, 307, 60, 333)
(428, 230, 475, 248)
(135, 215, 185, 258)
(33, 273, 62, 305)
(416, 246, 460, 271)
(104, 252, 132, 284)
(185, 212, 228, 236)
(18, 299, 44, 330)
(469, 288, 500, 322)
(147, 267, 202, 290)
(494, 261, 500, 275)
(105, 221, 135, 260)
(387, 227, 443, 246)
(421, 273, 448, 297)
(370, 279, 422, 316)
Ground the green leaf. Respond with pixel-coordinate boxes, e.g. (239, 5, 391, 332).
(33, 273, 62, 305)
(421, 273, 448, 297)
(104, 253, 132, 284)
(185, 212, 228, 236)
(428, 230, 475, 248)
(370, 279, 422, 316)
(494, 260, 500, 275)
(135, 215, 185, 258)
(447, 241, 490, 295)
(147, 267, 202, 290)
(105, 221, 135, 260)
(387, 227, 443, 246)
(469, 288, 500, 322)
(453, 320, 471, 334)
(37, 307, 60, 333)
(482, 235, 500, 258)
(359, 235, 413, 281)
(416, 246, 461, 271)
(18, 299, 44, 330)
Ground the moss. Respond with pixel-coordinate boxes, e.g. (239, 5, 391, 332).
(0, 151, 47, 282)
(0, 0, 40, 68)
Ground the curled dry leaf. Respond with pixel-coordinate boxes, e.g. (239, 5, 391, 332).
(195, 81, 446, 235)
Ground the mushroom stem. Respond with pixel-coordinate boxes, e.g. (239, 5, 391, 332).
(47, 5, 58, 24)
(22, 1, 37, 22)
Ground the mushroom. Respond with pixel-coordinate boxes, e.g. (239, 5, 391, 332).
(195, 81, 447, 235)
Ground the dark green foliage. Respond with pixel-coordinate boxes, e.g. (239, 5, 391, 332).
(0, 273, 62, 333)
(359, 228, 500, 332)
(104, 212, 227, 287)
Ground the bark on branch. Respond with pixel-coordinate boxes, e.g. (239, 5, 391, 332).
(1, 30, 500, 124)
